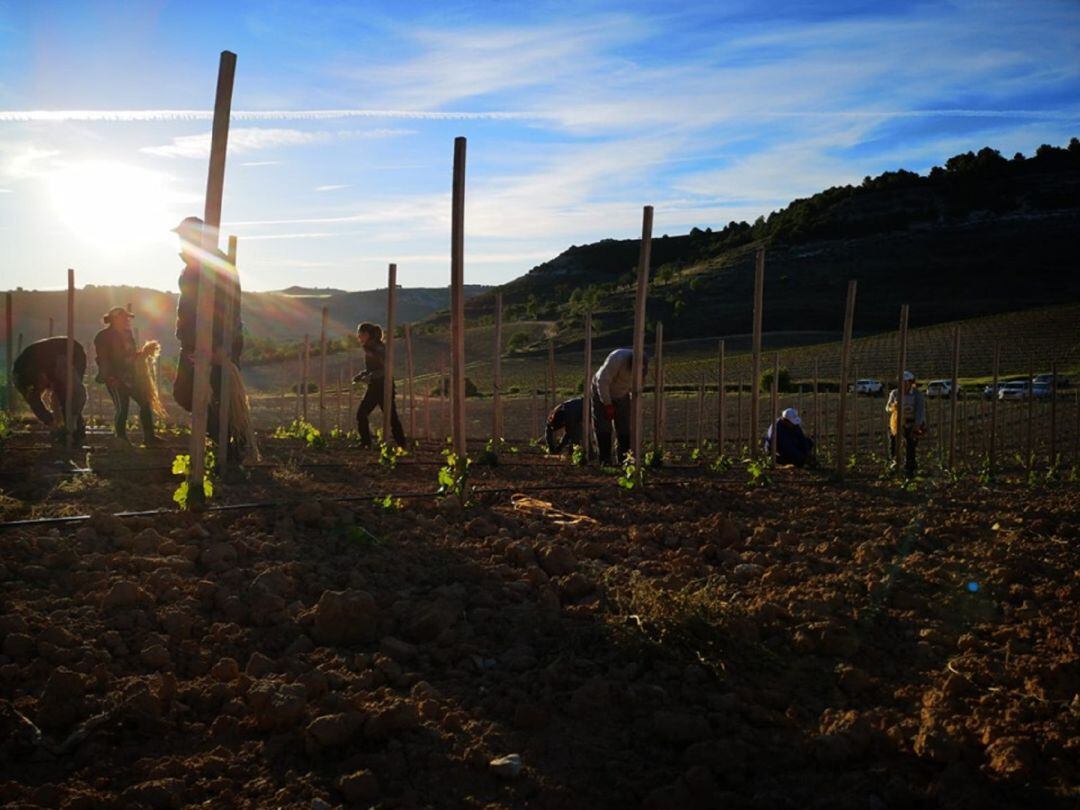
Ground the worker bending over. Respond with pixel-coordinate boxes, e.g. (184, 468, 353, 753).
(13, 336, 87, 445)
(546, 396, 584, 454)
(591, 348, 646, 464)
(764, 407, 814, 467)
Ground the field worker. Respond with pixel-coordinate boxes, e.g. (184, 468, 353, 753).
(592, 348, 647, 464)
(12, 336, 87, 446)
(886, 370, 927, 477)
(94, 307, 161, 446)
(545, 396, 584, 454)
(353, 322, 406, 448)
(171, 216, 247, 461)
(765, 407, 815, 467)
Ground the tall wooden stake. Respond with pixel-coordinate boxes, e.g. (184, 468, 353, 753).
(383, 264, 397, 444)
(449, 137, 467, 458)
(492, 293, 503, 441)
(583, 309, 593, 460)
(189, 50, 236, 505)
(717, 340, 726, 453)
(750, 248, 765, 457)
(302, 334, 310, 421)
(631, 205, 653, 481)
(547, 340, 556, 414)
(318, 307, 328, 433)
(852, 362, 860, 465)
(347, 351, 354, 431)
(948, 325, 960, 469)
(405, 323, 415, 447)
(769, 353, 779, 461)
(65, 270, 75, 449)
(836, 280, 857, 476)
(48, 317, 53, 339)
(653, 321, 664, 452)
(217, 235, 239, 464)
(3, 292, 11, 412)
(813, 358, 820, 442)
(696, 373, 705, 449)
(989, 344, 999, 474)
(1049, 359, 1057, 464)
(1025, 356, 1034, 472)
(894, 305, 909, 469)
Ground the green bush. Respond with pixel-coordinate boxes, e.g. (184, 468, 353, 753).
(507, 331, 531, 352)
(430, 377, 481, 397)
(759, 367, 793, 393)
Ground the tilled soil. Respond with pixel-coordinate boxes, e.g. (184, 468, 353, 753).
(0, 434, 1078, 809)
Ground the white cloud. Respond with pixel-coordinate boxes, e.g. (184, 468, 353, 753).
(1, 144, 61, 179)
(0, 109, 540, 123)
(315, 184, 349, 192)
(241, 160, 281, 167)
(141, 126, 416, 159)
(0, 188, 12, 193)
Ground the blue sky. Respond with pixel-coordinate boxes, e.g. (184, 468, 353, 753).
(1, 0, 1077, 292)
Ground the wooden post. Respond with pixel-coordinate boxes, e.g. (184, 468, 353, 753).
(4, 292, 12, 413)
(295, 343, 303, 420)
(531, 389, 538, 442)
(717, 340, 725, 454)
(405, 323, 415, 447)
(653, 321, 664, 452)
(347, 351, 354, 432)
(736, 375, 743, 453)
(48, 317, 54, 338)
(583, 310, 593, 460)
(989, 344, 999, 473)
(631, 205, 653, 480)
(768, 353, 779, 461)
(696, 373, 705, 450)
(65, 269, 75, 449)
(16, 333, 22, 357)
(216, 235, 239, 464)
(318, 307, 328, 433)
(813, 358, 820, 443)
(383, 264, 397, 445)
(1025, 357, 1034, 472)
(893, 305, 909, 469)
(1049, 359, 1057, 464)
(947, 325, 960, 469)
(301, 334, 310, 421)
(449, 136, 467, 459)
(188, 50, 236, 505)
(750, 248, 765, 457)
(423, 384, 430, 441)
(852, 362, 860, 466)
(336, 370, 343, 431)
(835, 280, 856, 476)
(439, 358, 447, 440)
(547, 340, 556, 414)
(492, 293, 503, 441)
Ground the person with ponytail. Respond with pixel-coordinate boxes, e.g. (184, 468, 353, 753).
(353, 322, 406, 448)
(93, 306, 162, 446)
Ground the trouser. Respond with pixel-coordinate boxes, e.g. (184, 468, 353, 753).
(592, 390, 631, 464)
(107, 383, 154, 441)
(20, 380, 86, 445)
(890, 427, 918, 475)
(174, 354, 241, 460)
(357, 378, 406, 447)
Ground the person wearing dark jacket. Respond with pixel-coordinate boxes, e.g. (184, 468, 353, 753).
(13, 336, 87, 445)
(353, 322, 406, 448)
(94, 306, 158, 445)
(764, 407, 815, 467)
(170, 216, 243, 453)
(546, 396, 584, 454)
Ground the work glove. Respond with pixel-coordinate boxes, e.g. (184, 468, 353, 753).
(603, 403, 617, 420)
(353, 371, 370, 384)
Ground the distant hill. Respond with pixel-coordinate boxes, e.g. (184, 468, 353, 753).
(429, 138, 1080, 351)
(4, 284, 488, 361)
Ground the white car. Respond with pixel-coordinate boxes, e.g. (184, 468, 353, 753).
(998, 381, 1031, 401)
(851, 379, 884, 396)
(926, 379, 962, 399)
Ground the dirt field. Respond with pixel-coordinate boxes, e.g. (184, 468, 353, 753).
(0, 429, 1077, 809)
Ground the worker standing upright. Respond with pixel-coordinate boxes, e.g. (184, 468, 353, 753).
(886, 370, 927, 477)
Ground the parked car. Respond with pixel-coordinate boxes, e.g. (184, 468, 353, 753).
(1034, 373, 1071, 389)
(1032, 381, 1053, 399)
(985, 377, 1027, 400)
(926, 379, 962, 399)
(850, 379, 884, 396)
(998, 380, 1031, 401)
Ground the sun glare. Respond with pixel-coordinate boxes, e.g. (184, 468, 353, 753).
(47, 160, 189, 253)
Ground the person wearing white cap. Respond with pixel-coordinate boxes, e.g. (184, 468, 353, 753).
(764, 407, 815, 467)
(886, 370, 927, 476)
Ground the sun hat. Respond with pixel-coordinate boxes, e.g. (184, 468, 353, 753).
(903, 370, 915, 382)
(781, 407, 800, 425)
(171, 216, 205, 239)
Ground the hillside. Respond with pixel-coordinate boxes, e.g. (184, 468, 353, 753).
(438, 139, 1080, 351)
(4, 284, 488, 362)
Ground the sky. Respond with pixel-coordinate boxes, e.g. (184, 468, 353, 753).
(0, 0, 1077, 293)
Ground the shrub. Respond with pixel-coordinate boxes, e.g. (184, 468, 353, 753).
(507, 331, 531, 352)
(759, 367, 793, 393)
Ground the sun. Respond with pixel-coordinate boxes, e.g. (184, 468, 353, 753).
(47, 160, 190, 253)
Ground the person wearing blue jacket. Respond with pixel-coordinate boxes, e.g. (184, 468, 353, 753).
(764, 407, 815, 467)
